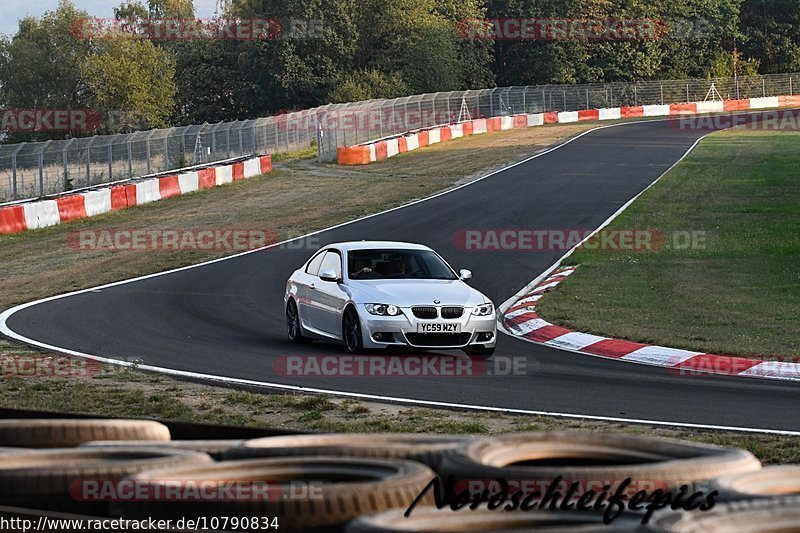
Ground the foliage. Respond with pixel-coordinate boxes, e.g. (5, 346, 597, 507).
(0, 0, 94, 142)
(80, 39, 177, 130)
(1, 0, 799, 141)
(329, 69, 409, 103)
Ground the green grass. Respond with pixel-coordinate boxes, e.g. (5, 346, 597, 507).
(536, 129, 800, 358)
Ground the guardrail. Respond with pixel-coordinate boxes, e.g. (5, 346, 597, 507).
(1, 73, 798, 201)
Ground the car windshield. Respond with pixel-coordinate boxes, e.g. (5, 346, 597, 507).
(348, 249, 457, 280)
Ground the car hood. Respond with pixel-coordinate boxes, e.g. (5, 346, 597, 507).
(346, 279, 489, 307)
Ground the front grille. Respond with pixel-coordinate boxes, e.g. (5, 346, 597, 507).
(405, 333, 472, 347)
(441, 306, 463, 319)
(412, 306, 438, 319)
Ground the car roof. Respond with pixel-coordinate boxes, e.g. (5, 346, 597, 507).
(324, 241, 432, 252)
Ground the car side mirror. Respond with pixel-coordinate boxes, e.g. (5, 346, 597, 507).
(319, 269, 340, 282)
(459, 269, 472, 282)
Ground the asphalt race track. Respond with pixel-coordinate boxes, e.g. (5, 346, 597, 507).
(4, 117, 799, 432)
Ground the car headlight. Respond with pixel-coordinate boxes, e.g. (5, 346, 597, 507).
(365, 303, 403, 316)
(472, 303, 494, 316)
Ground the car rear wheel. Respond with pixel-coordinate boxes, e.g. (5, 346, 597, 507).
(463, 345, 495, 358)
(286, 299, 304, 343)
(343, 306, 364, 354)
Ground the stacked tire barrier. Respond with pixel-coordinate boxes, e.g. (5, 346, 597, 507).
(0, 155, 272, 236)
(1, 417, 798, 531)
(336, 95, 800, 165)
(502, 266, 800, 382)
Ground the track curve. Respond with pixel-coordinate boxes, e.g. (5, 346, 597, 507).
(3, 118, 799, 432)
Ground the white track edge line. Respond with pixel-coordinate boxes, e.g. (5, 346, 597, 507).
(4, 118, 797, 436)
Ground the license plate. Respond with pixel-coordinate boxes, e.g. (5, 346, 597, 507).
(417, 323, 461, 333)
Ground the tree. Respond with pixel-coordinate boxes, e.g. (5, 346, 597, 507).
(739, 0, 800, 74)
(0, 0, 94, 141)
(148, 0, 195, 19)
(81, 38, 177, 130)
(329, 69, 408, 102)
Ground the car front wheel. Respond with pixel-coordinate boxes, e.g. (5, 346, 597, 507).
(286, 299, 304, 343)
(342, 306, 364, 354)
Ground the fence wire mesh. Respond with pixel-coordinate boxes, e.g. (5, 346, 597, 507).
(1, 72, 797, 202)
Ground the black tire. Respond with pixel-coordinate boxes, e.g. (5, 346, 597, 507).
(81, 439, 246, 461)
(0, 419, 170, 448)
(343, 305, 364, 354)
(711, 466, 800, 501)
(221, 433, 473, 472)
(346, 505, 647, 532)
(286, 298, 304, 343)
(650, 495, 800, 533)
(462, 345, 495, 358)
(117, 456, 435, 530)
(439, 432, 760, 499)
(0, 447, 212, 513)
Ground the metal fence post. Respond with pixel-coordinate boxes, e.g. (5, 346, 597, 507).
(790, 76, 793, 95)
(86, 146, 91, 186)
(11, 143, 24, 200)
(11, 154, 17, 199)
(164, 135, 170, 169)
(763, 78, 766, 97)
(108, 144, 113, 182)
(585, 88, 590, 109)
(145, 137, 152, 174)
(39, 153, 44, 196)
(660, 84, 664, 105)
(127, 138, 133, 177)
(686, 83, 689, 102)
(62, 138, 75, 191)
(238, 127, 244, 155)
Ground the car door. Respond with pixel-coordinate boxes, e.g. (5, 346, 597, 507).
(311, 249, 348, 337)
(296, 250, 326, 328)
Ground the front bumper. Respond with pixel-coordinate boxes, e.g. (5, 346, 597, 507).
(357, 304, 497, 350)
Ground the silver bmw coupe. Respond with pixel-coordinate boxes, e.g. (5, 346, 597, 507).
(284, 241, 496, 357)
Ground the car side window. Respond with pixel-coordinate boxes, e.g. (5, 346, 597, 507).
(319, 251, 342, 280)
(305, 251, 326, 276)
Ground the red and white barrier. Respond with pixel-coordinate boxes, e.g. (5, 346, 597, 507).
(336, 94, 800, 166)
(503, 267, 800, 382)
(178, 171, 200, 194)
(599, 108, 621, 120)
(557, 111, 579, 123)
(215, 165, 233, 186)
(473, 118, 488, 134)
(0, 155, 272, 235)
(750, 97, 780, 109)
(83, 189, 112, 217)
